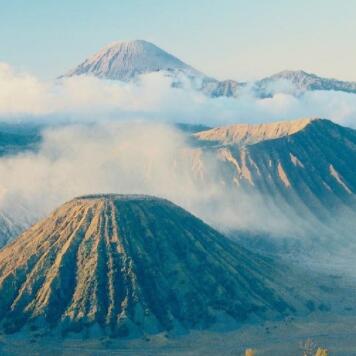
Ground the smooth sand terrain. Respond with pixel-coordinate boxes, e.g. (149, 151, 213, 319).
(1, 314, 356, 355)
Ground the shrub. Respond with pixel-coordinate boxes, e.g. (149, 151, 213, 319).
(315, 348, 328, 356)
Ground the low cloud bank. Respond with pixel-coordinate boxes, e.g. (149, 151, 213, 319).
(0, 63, 355, 272)
(0, 120, 355, 278)
(0, 63, 355, 127)
(0, 122, 307, 237)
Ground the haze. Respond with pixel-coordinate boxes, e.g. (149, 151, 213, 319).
(1, 1, 355, 81)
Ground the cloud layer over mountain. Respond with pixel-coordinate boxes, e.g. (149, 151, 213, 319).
(0, 62, 355, 276)
(0, 63, 355, 127)
(0, 122, 307, 239)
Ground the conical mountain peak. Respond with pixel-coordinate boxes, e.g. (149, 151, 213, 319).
(65, 40, 202, 81)
(0, 194, 316, 337)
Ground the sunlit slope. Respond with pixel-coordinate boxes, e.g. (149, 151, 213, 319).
(194, 118, 356, 246)
(0, 194, 318, 336)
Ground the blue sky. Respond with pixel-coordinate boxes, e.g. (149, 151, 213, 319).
(1, 0, 355, 81)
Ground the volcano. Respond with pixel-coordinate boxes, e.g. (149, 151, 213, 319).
(64, 40, 202, 81)
(194, 118, 356, 243)
(0, 194, 318, 337)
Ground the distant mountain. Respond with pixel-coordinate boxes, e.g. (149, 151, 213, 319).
(62, 40, 245, 97)
(200, 78, 244, 98)
(253, 70, 356, 97)
(0, 194, 320, 336)
(63, 40, 356, 99)
(194, 118, 356, 253)
(65, 40, 203, 81)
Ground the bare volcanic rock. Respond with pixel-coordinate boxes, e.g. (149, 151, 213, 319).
(0, 195, 315, 337)
(194, 118, 313, 146)
(194, 119, 356, 231)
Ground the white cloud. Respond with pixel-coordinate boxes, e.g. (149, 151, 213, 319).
(0, 122, 306, 237)
(0, 63, 354, 236)
(0, 63, 355, 275)
(0, 62, 355, 127)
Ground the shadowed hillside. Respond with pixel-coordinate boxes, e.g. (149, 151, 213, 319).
(193, 118, 356, 255)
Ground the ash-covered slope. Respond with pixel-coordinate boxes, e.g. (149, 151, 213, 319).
(194, 118, 356, 250)
(195, 118, 355, 202)
(195, 118, 313, 146)
(0, 194, 317, 336)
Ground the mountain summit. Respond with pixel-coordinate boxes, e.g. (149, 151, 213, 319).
(0, 194, 316, 336)
(195, 117, 315, 146)
(63, 40, 356, 98)
(63, 40, 246, 96)
(194, 118, 356, 255)
(65, 40, 202, 81)
(253, 70, 356, 97)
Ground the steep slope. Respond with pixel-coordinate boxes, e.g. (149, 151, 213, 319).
(62, 40, 247, 97)
(194, 119, 356, 250)
(195, 118, 355, 200)
(0, 194, 318, 336)
(253, 70, 356, 97)
(64, 40, 203, 81)
(195, 118, 313, 145)
(64, 41, 356, 98)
